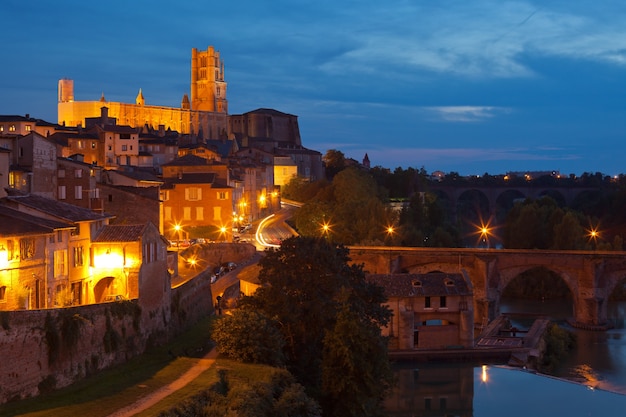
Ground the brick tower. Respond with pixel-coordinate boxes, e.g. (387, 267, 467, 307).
(191, 46, 228, 113)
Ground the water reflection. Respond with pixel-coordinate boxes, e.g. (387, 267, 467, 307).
(501, 298, 626, 394)
(386, 363, 626, 416)
(385, 362, 475, 416)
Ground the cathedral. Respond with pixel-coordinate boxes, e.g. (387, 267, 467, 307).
(57, 47, 228, 139)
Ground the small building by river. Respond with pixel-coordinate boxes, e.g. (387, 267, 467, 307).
(369, 272, 474, 350)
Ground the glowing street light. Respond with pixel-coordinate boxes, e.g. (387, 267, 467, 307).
(219, 225, 228, 242)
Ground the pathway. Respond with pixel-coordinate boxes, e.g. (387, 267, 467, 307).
(107, 348, 218, 417)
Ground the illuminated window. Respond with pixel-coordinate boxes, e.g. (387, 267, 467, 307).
(54, 250, 67, 277)
(185, 187, 201, 201)
(9, 125, 16, 132)
(91, 142, 96, 149)
(0, 125, 3, 132)
(25, 125, 32, 132)
(20, 238, 35, 259)
(73, 246, 84, 267)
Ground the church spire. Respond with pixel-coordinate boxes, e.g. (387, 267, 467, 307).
(136, 88, 145, 106)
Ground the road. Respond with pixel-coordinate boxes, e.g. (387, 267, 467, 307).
(254, 205, 298, 248)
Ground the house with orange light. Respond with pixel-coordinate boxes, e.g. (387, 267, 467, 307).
(90, 222, 169, 305)
(161, 171, 233, 242)
(0, 191, 113, 308)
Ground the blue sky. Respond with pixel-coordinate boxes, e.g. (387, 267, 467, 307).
(1, 0, 625, 176)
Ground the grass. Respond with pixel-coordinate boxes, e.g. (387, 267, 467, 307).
(0, 317, 217, 417)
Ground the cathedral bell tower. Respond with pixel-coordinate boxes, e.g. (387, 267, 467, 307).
(191, 46, 228, 113)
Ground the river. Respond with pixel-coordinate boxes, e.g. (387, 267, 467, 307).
(385, 300, 626, 415)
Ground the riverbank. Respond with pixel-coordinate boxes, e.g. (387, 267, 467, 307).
(389, 315, 550, 368)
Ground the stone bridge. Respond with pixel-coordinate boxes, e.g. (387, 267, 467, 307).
(348, 246, 626, 328)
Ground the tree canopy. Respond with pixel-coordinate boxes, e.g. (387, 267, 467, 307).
(215, 236, 394, 417)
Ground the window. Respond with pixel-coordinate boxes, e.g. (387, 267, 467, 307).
(91, 142, 96, 149)
(73, 246, 84, 267)
(58, 185, 67, 200)
(77, 140, 84, 149)
(9, 124, 16, 132)
(0, 125, 3, 132)
(440, 296, 447, 308)
(164, 206, 172, 221)
(424, 296, 431, 309)
(57, 231, 63, 242)
(122, 145, 128, 151)
(74, 169, 82, 178)
(58, 169, 66, 178)
(25, 125, 32, 132)
(186, 187, 202, 201)
(217, 191, 227, 200)
(120, 133, 131, 139)
(20, 238, 35, 259)
(54, 250, 67, 277)
(183, 207, 191, 220)
(75, 185, 83, 199)
(0, 286, 6, 302)
(196, 207, 204, 220)
(71, 224, 80, 237)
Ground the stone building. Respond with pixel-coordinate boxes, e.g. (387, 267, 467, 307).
(57, 47, 228, 139)
(369, 272, 474, 350)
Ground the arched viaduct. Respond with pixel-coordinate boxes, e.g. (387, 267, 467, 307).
(428, 184, 599, 219)
(349, 246, 626, 328)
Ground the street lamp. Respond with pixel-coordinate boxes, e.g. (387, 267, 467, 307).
(386, 225, 395, 275)
(320, 220, 331, 239)
(219, 225, 228, 242)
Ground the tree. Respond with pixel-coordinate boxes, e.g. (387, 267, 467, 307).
(211, 309, 285, 366)
(323, 149, 347, 180)
(239, 236, 393, 416)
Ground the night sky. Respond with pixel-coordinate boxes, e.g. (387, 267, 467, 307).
(1, 0, 625, 176)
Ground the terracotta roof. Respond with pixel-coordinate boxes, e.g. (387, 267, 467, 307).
(93, 224, 147, 242)
(0, 205, 71, 236)
(162, 172, 217, 186)
(162, 154, 210, 166)
(368, 272, 472, 298)
(3, 192, 112, 222)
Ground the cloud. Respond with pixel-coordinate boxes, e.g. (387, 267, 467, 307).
(421, 106, 510, 123)
(317, 1, 626, 80)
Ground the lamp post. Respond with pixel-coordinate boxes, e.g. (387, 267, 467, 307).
(386, 225, 395, 275)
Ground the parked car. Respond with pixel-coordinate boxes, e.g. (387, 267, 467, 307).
(104, 294, 127, 302)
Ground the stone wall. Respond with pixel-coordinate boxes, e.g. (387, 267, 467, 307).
(0, 245, 258, 404)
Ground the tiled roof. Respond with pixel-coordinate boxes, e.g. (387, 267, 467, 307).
(162, 154, 209, 166)
(3, 192, 113, 222)
(0, 205, 71, 236)
(368, 272, 472, 298)
(93, 224, 147, 242)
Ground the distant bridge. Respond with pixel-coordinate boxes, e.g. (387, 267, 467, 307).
(428, 184, 600, 218)
(349, 246, 626, 328)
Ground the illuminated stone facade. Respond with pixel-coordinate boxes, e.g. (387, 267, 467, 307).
(57, 47, 228, 139)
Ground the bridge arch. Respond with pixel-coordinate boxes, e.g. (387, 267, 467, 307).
(94, 276, 124, 303)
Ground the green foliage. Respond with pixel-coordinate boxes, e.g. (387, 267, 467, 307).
(103, 312, 122, 354)
(211, 310, 285, 366)
(321, 301, 393, 417)
(292, 167, 395, 245)
(109, 300, 142, 331)
(0, 311, 10, 330)
(539, 323, 576, 373)
(323, 149, 347, 180)
(157, 368, 321, 417)
(44, 312, 60, 365)
(399, 192, 460, 247)
(503, 197, 592, 250)
(238, 236, 392, 416)
(59, 311, 86, 351)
